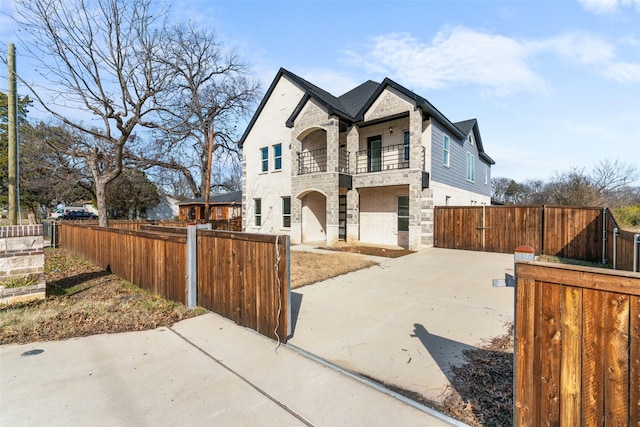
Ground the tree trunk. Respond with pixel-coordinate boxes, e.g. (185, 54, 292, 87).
(95, 179, 109, 227)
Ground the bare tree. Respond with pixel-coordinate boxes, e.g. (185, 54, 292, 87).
(13, 0, 172, 226)
(130, 22, 260, 212)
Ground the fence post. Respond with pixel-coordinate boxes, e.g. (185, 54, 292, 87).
(186, 225, 197, 308)
(634, 234, 640, 273)
(601, 207, 608, 265)
(613, 227, 619, 270)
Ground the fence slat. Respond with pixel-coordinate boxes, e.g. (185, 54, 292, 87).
(631, 296, 640, 426)
(581, 289, 605, 426)
(604, 293, 630, 425)
(560, 285, 582, 424)
(539, 283, 561, 426)
(515, 277, 537, 427)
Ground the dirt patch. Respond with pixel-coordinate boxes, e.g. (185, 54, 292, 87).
(290, 251, 377, 289)
(318, 245, 415, 258)
(1, 248, 206, 345)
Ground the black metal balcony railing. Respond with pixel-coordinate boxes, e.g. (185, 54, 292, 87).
(298, 149, 350, 175)
(355, 143, 409, 174)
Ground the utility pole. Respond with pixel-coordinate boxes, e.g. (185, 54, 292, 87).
(7, 43, 19, 225)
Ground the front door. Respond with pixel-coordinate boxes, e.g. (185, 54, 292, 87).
(367, 136, 382, 172)
(338, 195, 347, 241)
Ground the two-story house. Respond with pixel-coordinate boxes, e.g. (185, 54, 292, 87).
(240, 68, 494, 250)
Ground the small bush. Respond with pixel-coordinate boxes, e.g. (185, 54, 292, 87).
(612, 205, 640, 228)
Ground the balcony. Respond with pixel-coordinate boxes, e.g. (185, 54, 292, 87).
(355, 143, 409, 174)
(298, 148, 350, 175)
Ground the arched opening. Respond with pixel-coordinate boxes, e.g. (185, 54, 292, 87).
(299, 190, 327, 243)
(297, 128, 328, 175)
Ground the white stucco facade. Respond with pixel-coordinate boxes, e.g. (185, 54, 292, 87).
(241, 69, 495, 250)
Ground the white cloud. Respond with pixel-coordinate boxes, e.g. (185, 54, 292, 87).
(344, 28, 548, 96)
(299, 69, 360, 96)
(344, 27, 640, 96)
(578, 0, 640, 14)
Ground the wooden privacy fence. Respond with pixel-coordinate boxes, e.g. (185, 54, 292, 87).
(515, 261, 640, 426)
(60, 223, 188, 303)
(434, 205, 640, 271)
(196, 230, 289, 341)
(59, 223, 289, 341)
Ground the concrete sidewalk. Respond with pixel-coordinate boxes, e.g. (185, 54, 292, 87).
(1, 313, 459, 426)
(288, 247, 515, 403)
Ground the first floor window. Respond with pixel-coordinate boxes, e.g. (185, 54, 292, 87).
(273, 143, 282, 170)
(403, 130, 410, 162)
(397, 195, 409, 232)
(254, 199, 262, 226)
(260, 147, 269, 172)
(466, 152, 475, 182)
(443, 135, 450, 167)
(282, 197, 291, 228)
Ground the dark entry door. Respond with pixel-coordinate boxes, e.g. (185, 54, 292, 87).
(367, 136, 382, 172)
(338, 195, 347, 241)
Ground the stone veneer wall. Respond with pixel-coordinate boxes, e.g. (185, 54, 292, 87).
(0, 225, 45, 280)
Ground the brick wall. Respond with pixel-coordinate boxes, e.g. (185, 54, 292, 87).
(0, 225, 45, 279)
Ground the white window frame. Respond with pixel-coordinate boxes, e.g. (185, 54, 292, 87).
(273, 143, 282, 171)
(466, 152, 475, 182)
(260, 147, 269, 172)
(443, 135, 450, 167)
(254, 199, 262, 226)
(282, 196, 291, 228)
(403, 130, 410, 162)
(397, 195, 409, 232)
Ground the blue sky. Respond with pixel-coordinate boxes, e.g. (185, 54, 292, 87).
(2, 0, 639, 182)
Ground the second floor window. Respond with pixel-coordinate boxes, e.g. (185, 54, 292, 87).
(273, 144, 282, 170)
(403, 131, 410, 162)
(443, 135, 450, 167)
(261, 147, 269, 172)
(466, 152, 475, 182)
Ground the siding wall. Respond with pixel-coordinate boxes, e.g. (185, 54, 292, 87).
(430, 121, 491, 198)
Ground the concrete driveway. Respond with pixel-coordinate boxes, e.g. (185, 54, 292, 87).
(287, 247, 515, 403)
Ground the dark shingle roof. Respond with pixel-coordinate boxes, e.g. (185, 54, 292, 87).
(178, 190, 242, 205)
(239, 68, 494, 163)
(337, 80, 380, 117)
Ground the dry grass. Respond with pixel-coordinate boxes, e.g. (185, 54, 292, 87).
(1, 248, 206, 345)
(290, 251, 377, 289)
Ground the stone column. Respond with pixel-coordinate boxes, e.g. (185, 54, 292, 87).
(408, 181, 423, 250)
(409, 108, 424, 170)
(324, 117, 341, 245)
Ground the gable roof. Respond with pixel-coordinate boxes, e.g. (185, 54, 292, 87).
(178, 190, 242, 206)
(239, 68, 494, 164)
(454, 119, 495, 165)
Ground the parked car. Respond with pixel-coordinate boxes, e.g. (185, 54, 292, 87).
(50, 206, 90, 219)
(59, 210, 98, 220)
